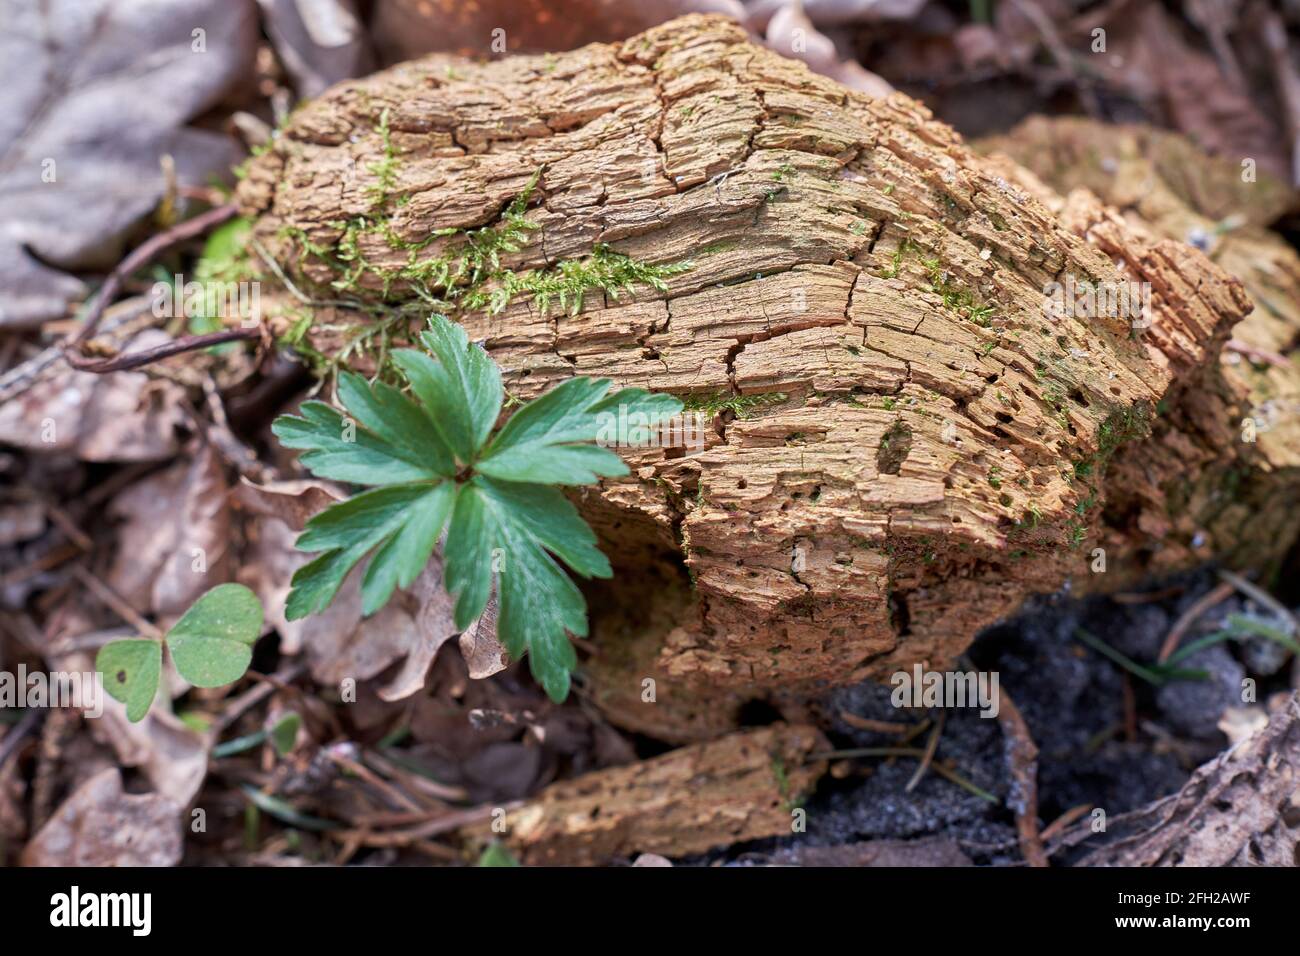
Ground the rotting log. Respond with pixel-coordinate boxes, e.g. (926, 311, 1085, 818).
(457, 723, 825, 865)
(979, 117, 1300, 584)
(238, 14, 1255, 739)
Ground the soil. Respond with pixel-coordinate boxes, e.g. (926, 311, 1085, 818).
(689, 566, 1297, 866)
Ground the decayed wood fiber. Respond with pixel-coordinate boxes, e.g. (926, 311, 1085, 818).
(1074, 693, 1300, 867)
(458, 723, 825, 865)
(239, 14, 1253, 738)
(980, 117, 1300, 584)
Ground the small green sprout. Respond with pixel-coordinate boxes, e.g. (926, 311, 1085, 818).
(97, 584, 263, 722)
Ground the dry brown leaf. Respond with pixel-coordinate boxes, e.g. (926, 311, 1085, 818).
(239, 485, 504, 694)
(0, 329, 186, 461)
(106, 443, 232, 623)
(376, 559, 458, 701)
(459, 595, 508, 680)
(301, 562, 459, 701)
(89, 705, 210, 806)
(21, 768, 183, 867)
(303, 575, 410, 686)
(240, 515, 315, 654)
(256, 0, 372, 98)
(233, 475, 343, 532)
(233, 476, 346, 654)
(1102, 3, 1290, 179)
(0, 0, 256, 326)
(50, 644, 211, 805)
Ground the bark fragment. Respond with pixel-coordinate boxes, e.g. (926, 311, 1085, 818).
(458, 723, 825, 865)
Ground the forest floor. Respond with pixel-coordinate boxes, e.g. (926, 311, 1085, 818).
(2, 0, 1299, 867)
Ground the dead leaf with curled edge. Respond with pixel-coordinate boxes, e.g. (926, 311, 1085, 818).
(376, 558, 459, 701)
(459, 595, 508, 680)
(234, 476, 345, 533)
(256, 0, 373, 98)
(1093, 2, 1290, 181)
(0, 0, 257, 327)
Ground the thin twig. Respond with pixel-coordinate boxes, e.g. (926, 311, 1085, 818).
(67, 326, 263, 373)
(63, 202, 239, 360)
(996, 684, 1048, 867)
(69, 565, 162, 640)
(1111, 585, 1184, 605)
(0, 297, 155, 404)
(1157, 580, 1234, 663)
(1040, 803, 1093, 843)
(213, 663, 306, 734)
(905, 709, 945, 792)
(1225, 339, 1291, 369)
(1218, 569, 1299, 631)
(324, 749, 428, 814)
(198, 376, 272, 480)
(838, 712, 912, 735)
(329, 801, 524, 847)
(810, 746, 998, 803)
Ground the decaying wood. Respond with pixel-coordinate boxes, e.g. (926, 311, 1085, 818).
(457, 723, 824, 865)
(1071, 693, 1300, 867)
(980, 117, 1300, 584)
(240, 15, 1255, 738)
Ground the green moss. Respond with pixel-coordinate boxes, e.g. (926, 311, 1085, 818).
(365, 108, 399, 211)
(281, 166, 691, 324)
(877, 239, 996, 326)
(462, 243, 691, 317)
(696, 239, 739, 256)
(682, 391, 786, 419)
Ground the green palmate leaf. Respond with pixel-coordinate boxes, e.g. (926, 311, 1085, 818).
(275, 312, 685, 701)
(474, 479, 611, 579)
(96, 639, 162, 722)
(287, 481, 454, 618)
(271, 375, 454, 486)
(166, 583, 264, 688)
(444, 476, 603, 702)
(392, 316, 503, 463)
(477, 377, 683, 485)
